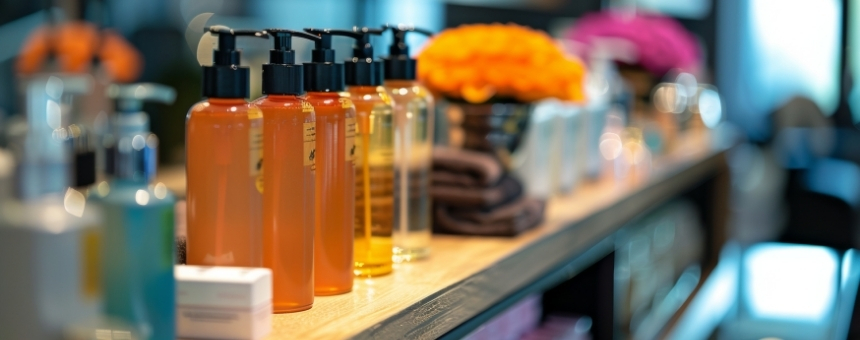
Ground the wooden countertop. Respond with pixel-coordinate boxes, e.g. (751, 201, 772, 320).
(265, 130, 732, 339)
(158, 129, 735, 339)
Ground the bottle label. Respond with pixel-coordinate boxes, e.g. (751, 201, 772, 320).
(80, 227, 101, 299)
(304, 122, 316, 170)
(345, 117, 356, 162)
(302, 101, 314, 113)
(339, 98, 354, 109)
(249, 127, 263, 193)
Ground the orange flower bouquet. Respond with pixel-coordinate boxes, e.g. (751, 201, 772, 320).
(418, 23, 587, 104)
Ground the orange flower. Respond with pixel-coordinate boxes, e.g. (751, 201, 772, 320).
(418, 23, 586, 103)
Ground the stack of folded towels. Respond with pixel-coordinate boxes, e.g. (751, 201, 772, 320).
(432, 147, 546, 236)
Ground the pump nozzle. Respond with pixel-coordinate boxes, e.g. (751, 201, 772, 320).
(107, 83, 176, 113)
(329, 27, 384, 59)
(383, 24, 433, 57)
(303, 28, 337, 63)
(302, 28, 346, 92)
(260, 29, 319, 95)
(201, 25, 267, 98)
(329, 27, 385, 86)
(381, 24, 433, 80)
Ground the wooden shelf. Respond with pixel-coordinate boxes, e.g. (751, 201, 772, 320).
(259, 131, 733, 340)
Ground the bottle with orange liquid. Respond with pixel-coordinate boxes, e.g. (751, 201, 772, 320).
(330, 28, 395, 277)
(382, 25, 435, 262)
(186, 26, 267, 267)
(303, 28, 357, 295)
(253, 29, 319, 313)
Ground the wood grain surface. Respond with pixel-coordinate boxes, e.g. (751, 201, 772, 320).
(157, 130, 730, 340)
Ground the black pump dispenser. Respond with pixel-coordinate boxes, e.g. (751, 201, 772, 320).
(382, 24, 433, 81)
(303, 28, 345, 92)
(202, 26, 267, 98)
(329, 27, 384, 86)
(262, 29, 319, 95)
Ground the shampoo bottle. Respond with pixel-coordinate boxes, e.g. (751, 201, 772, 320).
(381, 24, 435, 262)
(303, 28, 357, 295)
(186, 26, 267, 266)
(92, 83, 177, 339)
(330, 27, 395, 277)
(0, 74, 103, 339)
(254, 29, 319, 312)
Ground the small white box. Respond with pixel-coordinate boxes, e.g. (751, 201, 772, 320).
(176, 266, 272, 340)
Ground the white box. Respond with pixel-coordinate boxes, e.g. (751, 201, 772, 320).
(176, 266, 272, 340)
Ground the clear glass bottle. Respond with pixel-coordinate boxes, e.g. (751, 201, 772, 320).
(348, 85, 395, 277)
(386, 80, 434, 262)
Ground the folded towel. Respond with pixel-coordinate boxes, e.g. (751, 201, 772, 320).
(431, 174, 523, 209)
(433, 147, 504, 187)
(434, 196, 546, 236)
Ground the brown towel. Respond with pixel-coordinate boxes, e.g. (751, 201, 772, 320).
(431, 174, 523, 209)
(434, 197, 546, 236)
(433, 147, 504, 187)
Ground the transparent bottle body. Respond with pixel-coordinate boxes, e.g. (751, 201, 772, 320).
(307, 92, 356, 295)
(254, 94, 316, 312)
(348, 86, 395, 277)
(185, 98, 263, 267)
(385, 80, 434, 262)
(92, 180, 176, 340)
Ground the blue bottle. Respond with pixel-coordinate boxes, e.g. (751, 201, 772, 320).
(93, 83, 177, 340)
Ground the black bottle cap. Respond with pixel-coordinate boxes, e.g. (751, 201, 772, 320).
(202, 26, 267, 98)
(262, 29, 319, 95)
(382, 24, 433, 81)
(328, 27, 384, 86)
(303, 28, 345, 92)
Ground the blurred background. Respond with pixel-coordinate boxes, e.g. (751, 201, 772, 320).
(4, 0, 860, 339)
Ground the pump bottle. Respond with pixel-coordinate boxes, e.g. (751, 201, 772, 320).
(330, 28, 395, 277)
(303, 28, 357, 295)
(253, 29, 319, 312)
(382, 24, 435, 262)
(186, 26, 267, 267)
(91, 83, 177, 339)
(0, 74, 103, 339)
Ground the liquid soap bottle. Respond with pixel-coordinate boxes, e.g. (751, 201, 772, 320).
(186, 26, 267, 267)
(303, 28, 357, 295)
(253, 29, 319, 312)
(382, 24, 434, 262)
(92, 83, 177, 339)
(0, 74, 103, 339)
(330, 27, 395, 277)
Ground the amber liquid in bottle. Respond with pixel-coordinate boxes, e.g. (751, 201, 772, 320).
(307, 92, 356, 295)
(254, 94, 315, 312)
(348, 86, 395, 277)
(186, 98, 263, 266)
(386, 80, 434, 262)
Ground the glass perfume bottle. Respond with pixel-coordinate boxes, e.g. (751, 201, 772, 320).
(254, 29, 318, 312)
(330, 28, 396, 277)
(382, 25, 435, 262)
(303, 28, 357, 295)
(186, 27, 267, 267)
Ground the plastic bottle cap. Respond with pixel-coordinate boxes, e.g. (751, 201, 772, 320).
(202, 26, 267, 99)
(261, 29, 319, 95)
(382, 24, 433, 81)
(302, 28, 345, 92)
(329, 27, 384, 86)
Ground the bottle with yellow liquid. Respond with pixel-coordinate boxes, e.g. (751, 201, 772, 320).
(186, 26, 267, 267)
(331, 28, 395, 277)
(382, 25, 434, 262)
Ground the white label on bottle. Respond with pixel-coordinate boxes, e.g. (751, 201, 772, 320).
(249, 127, 262, 176)
(304, 122, 316, 170)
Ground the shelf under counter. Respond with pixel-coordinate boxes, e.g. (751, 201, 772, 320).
(253, 130, 735, 340)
